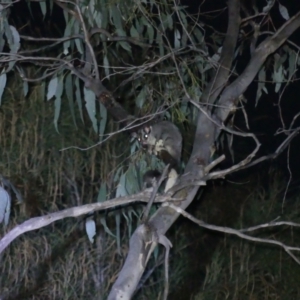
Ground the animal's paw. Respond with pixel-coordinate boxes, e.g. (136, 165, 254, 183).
(154, 139, 165, 155)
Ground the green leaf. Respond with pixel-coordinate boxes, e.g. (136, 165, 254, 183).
(288, 49, 296, 79)
(85, 218, 96, 243)
(54, 75, 64, 133)
(130, 25, 139, 39)
(65, 73, 77, 128)
(135, 86, 146, 108)
(115, 28, 132, 53)
(174, 29, 181, 49)
(0, 73, 7, 106)
(110, 5, 123, 30)
(273, 64, 283, 93)
(256, 67, 266, 106)
(100, 217, 116, 238)
(103, 55, 110, 79)
(99, 103, 107, 142)
(115, 212, 121, 255)
(47, 76, 58, 101)
(0, 187, 11, 226)
(114, 166, 123, 182)
(74, 77, 84, 123)
(39, 0, 47, 19)
(23, 80, 29, 97)
(63, 19, 74, 55)
(116, 173, 127, 197)
(97, 183, 107, 202)
(84, 87, 98, 133)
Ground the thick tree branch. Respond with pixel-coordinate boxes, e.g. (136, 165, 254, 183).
(216, 10, 300, 122)
(0, 192, 181, 254)
(201, 0, 241, 106)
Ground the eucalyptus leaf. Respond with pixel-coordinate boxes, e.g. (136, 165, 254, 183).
(65, 73, 77, 127)
(256, 67, 266, 106)
(174, 29, 181, 49)
(0, 72, 7, 106)
(75, 77, 84, 123)
(135, 86, 146, 108)
(54, 75, 64, 133)
(85, 218, 96, 243)
(130, 25, 139, 39)
(115, 28, 132, 53)
(100, 217, 116, 238)
(8, 25, 20, 53)
(47, 77, 58, 101)
(97, 183, 107, 202)
(273, 64, 283, 93)
(84, 87, 98, 133)
(115, 212, 121, 255)
(116, 173, 127, 197)
(99, 103, 107, 142)
(39, 0, 47, 19)
(110, 5, 123, 30)
(103, 55, 110, 79)
(23, 80, 29, 97)
(0, 186, 11, 226)
(279, 3, 289, 20)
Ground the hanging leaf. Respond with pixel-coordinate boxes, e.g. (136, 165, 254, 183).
(47, 77, 58, 101)
(103, 55, 110, 79)
(256, 67, 266, 106)
(174, 29, 181, 49)
(0, 72, 7, 106)
(84, 87, 98, 133)
(63, 19, 74, 55)
(114, 166, 123, 182)
(116, 173, 127, 197)
(130, 25, 139, 39)
(278, 3, 289, 20)
(75, 77, 84, 123)
(65, 73, 77, 127)
(125, 165, 139, 194)
(39, 0, 47, 19)
(115, 28, 131, 53)
(288, 48, 296, 79)
(135, 86, 147, 108)
(273, 64, 283, 93)
(85, 217, 96, 243)
(8, 25, 20, 53)
(263, 0, 275, 13)
(54, 75, 64, 133)
(100, 217, 116, 238)
(97, 183, 107, 202)
(0, 186, 11, 226)
(99, 103, 107, 142)
(115, 212, 121, 255)
(110, 5, 123, 30)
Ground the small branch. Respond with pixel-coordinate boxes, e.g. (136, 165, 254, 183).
(165, 203, 300, 265)
(142, 165, 169, 222)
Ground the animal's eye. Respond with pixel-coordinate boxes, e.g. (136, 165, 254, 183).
(144, 134, 148, 139)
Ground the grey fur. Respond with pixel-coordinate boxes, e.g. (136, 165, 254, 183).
(138, 121, 182, 164)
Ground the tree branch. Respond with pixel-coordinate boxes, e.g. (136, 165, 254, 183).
(0, 192, 181, 254)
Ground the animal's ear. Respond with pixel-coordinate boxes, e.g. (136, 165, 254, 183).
(144, 126, 151, 134)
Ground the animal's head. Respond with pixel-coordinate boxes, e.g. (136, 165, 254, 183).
(136, 126, 152, 148)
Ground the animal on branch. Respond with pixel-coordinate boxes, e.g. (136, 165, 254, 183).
(136, 120, 183, 192)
